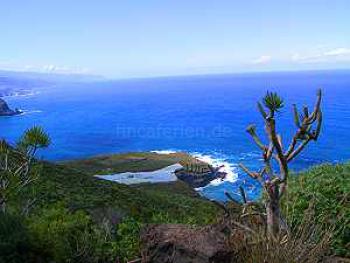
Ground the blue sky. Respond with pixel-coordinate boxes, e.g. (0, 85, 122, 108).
(1, 0, 349, 78)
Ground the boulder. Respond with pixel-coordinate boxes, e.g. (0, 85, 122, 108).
(141, 224, 238, 263)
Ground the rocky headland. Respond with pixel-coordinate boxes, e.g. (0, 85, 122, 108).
(0, 98, 21, 116)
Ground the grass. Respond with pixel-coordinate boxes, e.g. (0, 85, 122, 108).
(232, 212, 333, 263)
(284, 162, 350, 257)
(61, 151, 200, 175)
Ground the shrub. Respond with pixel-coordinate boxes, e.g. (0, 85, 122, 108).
(114, 217, 142, 262)
(27, 204, 97, 262)
(0, 213, 43, 263)
(26, 204, 145, 263)
(283, 163, 350, 256)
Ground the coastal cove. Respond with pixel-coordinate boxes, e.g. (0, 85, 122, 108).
(63, 151, 242, 201)
(1, 70, 350, 201)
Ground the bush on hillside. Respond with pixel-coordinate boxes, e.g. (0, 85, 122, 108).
(27, 203, 138, 263)
(26, 204, 146, 263)
(27, 204, 98, 262)
(0, 213, 44, 263)
(283, 163, 350, 256)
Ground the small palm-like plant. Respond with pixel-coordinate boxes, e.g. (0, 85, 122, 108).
(17, 126, 50, 158)
(0, 126, 50, 213)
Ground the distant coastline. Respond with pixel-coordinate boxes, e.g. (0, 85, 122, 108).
(0, 89, 36, 98)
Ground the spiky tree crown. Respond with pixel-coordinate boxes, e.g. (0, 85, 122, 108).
(18, 126, 50, 152)
(263, 91, 284, 112)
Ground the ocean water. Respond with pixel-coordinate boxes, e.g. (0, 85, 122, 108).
(1, 70, 350, 201)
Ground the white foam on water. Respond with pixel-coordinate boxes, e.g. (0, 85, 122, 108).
(18, 110, 43, 116)
(191, 152, 238, 188)
(151, 150, 178, 155)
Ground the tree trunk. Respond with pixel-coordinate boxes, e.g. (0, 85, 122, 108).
(266, 195, 280, 236)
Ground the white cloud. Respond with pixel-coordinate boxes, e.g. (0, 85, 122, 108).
(292, 47, 350, 63)
(43, 64, 57, 72)
(251, 55, 271, 65)
(40, 64, 90, 74)
(0, 63, 90, 75)
(324, 48, 350, 56)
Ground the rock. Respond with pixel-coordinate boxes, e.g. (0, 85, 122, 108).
(0, 98, 21, 116)
(141, 224, 237, 263)
(174, 164, 226, 188)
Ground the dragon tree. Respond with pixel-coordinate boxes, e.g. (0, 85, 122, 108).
(239, 89, 322, 236)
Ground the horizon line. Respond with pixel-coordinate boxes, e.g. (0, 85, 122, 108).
(1, 67, 350, 82)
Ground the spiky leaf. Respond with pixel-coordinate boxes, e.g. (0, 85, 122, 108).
(263, 91, 284, 112)
(18, 126, 50, 151)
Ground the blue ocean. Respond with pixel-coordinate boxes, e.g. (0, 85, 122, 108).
(1, 70, 350, 201)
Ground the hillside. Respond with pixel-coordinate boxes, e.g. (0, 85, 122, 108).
(34, 152, 220, 224)
(285, 163, 350, 256)
(3, 151, 349, 262)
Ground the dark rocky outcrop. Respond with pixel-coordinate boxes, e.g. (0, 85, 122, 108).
(175, 164, 226, 188)
(0, 98, 21, 116)
(141, 224, 240, 263)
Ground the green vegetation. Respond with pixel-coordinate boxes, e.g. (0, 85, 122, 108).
(36, 163, 218, 223)
(262, 91, 284, 112)
(0, 125, 50, 213)
(63, 151, 198, 175)
(285, 163, 350, 256)
(1, 126, 349, 262)
(0, 213, 37, 263)
(1, 144, 220, 262)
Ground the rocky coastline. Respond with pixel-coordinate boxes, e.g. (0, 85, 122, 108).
(174, 162, 226, 188)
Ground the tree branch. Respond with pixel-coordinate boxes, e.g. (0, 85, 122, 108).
(239, 185, 247, 204)
(285, 133, 298, 158)
(266, 118, 288, 182)
(239, 163, 260, 179)
(307, 89, 322, 123)
(293, 104, 301, 128)
(257, 102, 268, 119)
(286, 138, 311, 162)
(246, 125, 266, 151)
